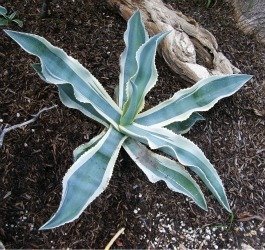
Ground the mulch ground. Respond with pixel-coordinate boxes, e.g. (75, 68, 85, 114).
(0, 0, 264, 248)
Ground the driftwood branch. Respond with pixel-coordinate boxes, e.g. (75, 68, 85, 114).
(230, 0, 265, 44)
(108, 0, 240, 83)
(0, 105, 57, 148)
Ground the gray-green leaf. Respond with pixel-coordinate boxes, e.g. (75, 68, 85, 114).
(124, 138, 207, 210)
(40, 127, 126, 230)
(136, 74, 252, 127)
(120, 123, 231, 212)
(118, 10, 148, 108)
(166, 112, 205, 134)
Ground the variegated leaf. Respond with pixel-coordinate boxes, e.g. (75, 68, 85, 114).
(166, 112, 205, 134)
(136, 74, 252, 127)
(124, 138, 207, 210)
(0, 18, 9, 26)
(32, 63, 109, 127)
(40, 127, 126, 230)
(118, 10, 148, 108)
(5, 30, 121, 128)
(120, 123, 231, 212)
(0, 5, 7, 15)
(120, 31, 170, 126)
(12, 19, 23, 27)
(73, 130, 106, 161)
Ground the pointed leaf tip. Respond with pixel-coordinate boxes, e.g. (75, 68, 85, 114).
(3, 29, 11, 34)
(39, 128, 126, 230)
(4, 29, 16, 35)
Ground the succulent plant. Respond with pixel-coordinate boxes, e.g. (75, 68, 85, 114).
(5, 11, 251, 229)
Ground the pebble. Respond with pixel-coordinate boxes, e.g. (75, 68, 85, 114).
(205, 235, 210, 240)
(136, 210, 262, 248)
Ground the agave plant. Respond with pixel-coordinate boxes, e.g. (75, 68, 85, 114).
(0, 5, 23, 27)
(5, 11, 251, 230)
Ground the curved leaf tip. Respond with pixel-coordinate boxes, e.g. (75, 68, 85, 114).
(39, 128, 126, 230)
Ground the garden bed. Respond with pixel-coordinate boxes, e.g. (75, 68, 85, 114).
(0, 0, 264, 248)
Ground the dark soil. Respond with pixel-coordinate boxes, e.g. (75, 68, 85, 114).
(0, 0, 264, 248)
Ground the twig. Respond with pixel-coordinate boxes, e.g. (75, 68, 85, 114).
(0, 105, 57, 148)
(104, 227, 125, 250)
(238, 214, 265, 222)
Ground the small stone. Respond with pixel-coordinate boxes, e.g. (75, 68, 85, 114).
(205, 235, 210, 240)
(16, 113, 20, 117)
(241, 243, 255, 250)
(250, 230, 257, 236)
(259, 227, 264, 232)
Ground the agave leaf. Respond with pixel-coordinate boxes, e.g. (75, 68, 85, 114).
(12, 19, 23, 27)
(0, 6, 7, 15)
(120, 31, 170, 126)
(124, 138, 207, 210)
(4, 30, 121, 128)
(8, 11, 17, 20)
(73, 130, 106, 161)
(120, 123, 231, 212)
(32, 63, 109, 127)
(118, 10, 148, 108)
(40, 127, 126, 230)
(136, 74, 252, 127)
(58, 84, 109, 127)
(166, 112, 205, 134)
(0, 18, 9, 26)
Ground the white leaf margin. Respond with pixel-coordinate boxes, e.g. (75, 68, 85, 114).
(120, 123, 231, 212)
(124, 138, 207, 210)
(40, 127, 127, 229)
(136, 74, 252, 127)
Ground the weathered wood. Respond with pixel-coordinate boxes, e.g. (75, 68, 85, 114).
(230, 0, 265, 44)
(108, 0, 240, 83)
